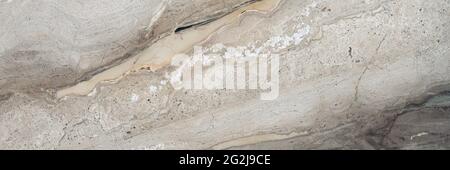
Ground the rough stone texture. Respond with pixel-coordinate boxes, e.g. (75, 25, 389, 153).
(0, 0, 449, 149)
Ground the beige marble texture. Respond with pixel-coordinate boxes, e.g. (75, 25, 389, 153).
(0, 0, 449, 149)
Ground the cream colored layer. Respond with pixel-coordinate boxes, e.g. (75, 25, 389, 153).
(210, 132, 304, 150)
(56, 0, 282, 98)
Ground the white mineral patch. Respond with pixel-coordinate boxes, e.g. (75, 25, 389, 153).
(148, 85, 158, 93)
(160, 80, 167, 85)
(130, 93, 140, 102)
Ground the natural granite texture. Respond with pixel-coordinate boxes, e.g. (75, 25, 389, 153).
(0, 0, 449, 149)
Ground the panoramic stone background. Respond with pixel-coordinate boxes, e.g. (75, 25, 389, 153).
(0, 0, 449, 149)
